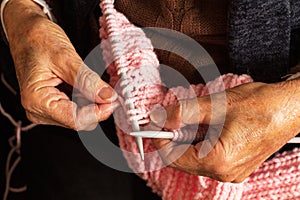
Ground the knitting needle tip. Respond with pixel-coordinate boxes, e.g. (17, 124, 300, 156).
(287, 137, 300, 144)
(135, 136, 144, 160)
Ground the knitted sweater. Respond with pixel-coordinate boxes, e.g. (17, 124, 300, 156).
(1, 0, 300, 85)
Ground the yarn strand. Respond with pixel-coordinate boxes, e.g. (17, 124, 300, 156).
(1, 74, 36, 200)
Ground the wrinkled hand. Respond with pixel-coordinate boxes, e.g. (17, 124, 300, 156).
(151, 81, 300, 182)
(4, 0, 117, 130)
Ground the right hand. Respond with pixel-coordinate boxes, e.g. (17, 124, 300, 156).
(4, 0, 117, 130)
(151, 80, 300, 182)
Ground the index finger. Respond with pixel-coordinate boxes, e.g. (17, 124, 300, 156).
(25, 82, 117, 130)
(150, 96, 212, 130)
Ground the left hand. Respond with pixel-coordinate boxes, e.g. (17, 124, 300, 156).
(4, 0, 118, 130)
(150, 80, 300, 183)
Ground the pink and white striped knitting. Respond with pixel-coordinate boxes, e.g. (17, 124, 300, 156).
(99, 1, 300, 199)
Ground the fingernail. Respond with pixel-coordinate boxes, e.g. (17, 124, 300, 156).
(98, 86, 118, 101)
(150, 105, 167, 126)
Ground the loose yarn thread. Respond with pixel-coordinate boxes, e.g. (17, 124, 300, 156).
(99, 1, 300, 199)
(1, 73, 36, 200)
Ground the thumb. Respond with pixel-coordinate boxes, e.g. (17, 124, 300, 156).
(74, 64, 117, 103)
(56, 57, 117, 104)
(150, 95, 217, 129)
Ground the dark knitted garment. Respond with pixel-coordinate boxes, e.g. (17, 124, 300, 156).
(228, 0, 300, 82)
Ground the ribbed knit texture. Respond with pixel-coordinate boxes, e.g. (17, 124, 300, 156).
(100, 1, 300, 199)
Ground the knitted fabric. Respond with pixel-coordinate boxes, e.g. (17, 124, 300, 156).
(228, 0, 300, 83)
(99, 1, 300, 199)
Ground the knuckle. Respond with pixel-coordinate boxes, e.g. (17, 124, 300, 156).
(210, 159, 237, 182)
(232, 177, 245, 183)
(212, 159, 230, 174)
(20, 88, 40, 113)
(85, 123, 98, 131)
(215, 174, 236, 183)
(76, 67, 99, 90)
(74, 119, 97, 131)
(21, 100, 36, 117)
(20, 92, 32, 111)
(212, 165, 229, 177)
(25, 112, 34, 122)
(73, 120, 84, 131)
(25, 112, 40, 124)
(78, 125, 96, 131)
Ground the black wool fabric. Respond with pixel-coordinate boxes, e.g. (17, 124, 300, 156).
(291, 0, 300, 29)
(228, 0, 300, 82)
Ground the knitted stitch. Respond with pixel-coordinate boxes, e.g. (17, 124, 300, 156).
(100, 1, 300, 199)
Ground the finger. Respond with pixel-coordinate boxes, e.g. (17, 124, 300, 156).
(150, 91, 229, 129)
(152, 126, 226, 177)
(51, 50, 117, 104)
(25, 81, 117, 130)
(74, 65, 118, 104)
(28, 98, 116, 131)
(27, 105, 99, 131)
(151, 138, 216, 177)
(74, 102, 118, 130)
(150, 96, 211, 129)
(173, 124, 209, 144)
(26, 111, 77, 129)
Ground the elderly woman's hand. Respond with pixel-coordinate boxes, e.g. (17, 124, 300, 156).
(151, 80, 300, 183)
(3, 0, 117, 130)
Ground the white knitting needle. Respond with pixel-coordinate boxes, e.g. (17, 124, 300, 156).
(130, 131, 174, 139)
(131, 121, 144, 160)
(130, 131, 300, 144)
(288, 137, 300, 143)
(101, 2, 144, 160)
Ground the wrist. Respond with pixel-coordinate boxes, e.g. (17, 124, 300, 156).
(2, 0, 53, 43)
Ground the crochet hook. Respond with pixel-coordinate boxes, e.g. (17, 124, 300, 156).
(130, 131, 300, 144)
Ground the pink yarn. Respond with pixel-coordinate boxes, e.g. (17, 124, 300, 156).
(99, 1, 300, 199)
